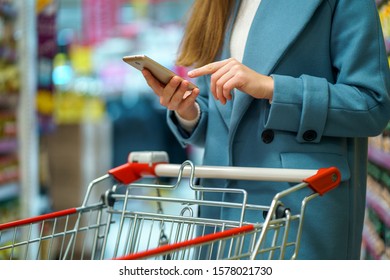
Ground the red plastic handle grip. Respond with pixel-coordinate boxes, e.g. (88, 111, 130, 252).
(108, 162, 164, 184)
(303, 167, 341, 195)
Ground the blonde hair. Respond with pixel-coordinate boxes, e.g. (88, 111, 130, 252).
(176, 0, 235, 68)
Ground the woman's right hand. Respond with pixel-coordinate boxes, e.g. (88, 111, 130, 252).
(142, 69, 200, 121)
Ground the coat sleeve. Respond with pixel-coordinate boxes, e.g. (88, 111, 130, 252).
(265, 0, 390, 142)
(166, 75, 210, 148)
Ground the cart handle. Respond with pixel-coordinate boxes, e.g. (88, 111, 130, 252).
(108, 151, 340, 194)
(109, 162, 340, 195)
(109, 162, 314, 184)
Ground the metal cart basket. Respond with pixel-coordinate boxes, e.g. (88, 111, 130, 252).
(0, 151, 340, 260)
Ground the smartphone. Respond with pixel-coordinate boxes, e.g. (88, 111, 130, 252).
(122, 55, 197, 90)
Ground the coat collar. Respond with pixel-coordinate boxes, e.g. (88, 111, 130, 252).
(241, 0, 323, 75)
(216, 0, 323, 133)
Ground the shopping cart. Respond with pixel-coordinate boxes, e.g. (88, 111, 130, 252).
(0, 151, 340, 260)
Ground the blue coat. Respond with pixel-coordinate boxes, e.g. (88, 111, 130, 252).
(167, 0, 390, 259)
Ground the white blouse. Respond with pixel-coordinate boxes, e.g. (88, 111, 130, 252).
(230, 0, 261, 62)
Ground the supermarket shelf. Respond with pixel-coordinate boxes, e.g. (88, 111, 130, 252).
(368, 145, 390, 171)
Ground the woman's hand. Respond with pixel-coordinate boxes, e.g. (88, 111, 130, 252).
(142, 69, 200, 121)
(188, 58, 274, 105)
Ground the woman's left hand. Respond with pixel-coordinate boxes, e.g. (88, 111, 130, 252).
(188, 58, 274, 105)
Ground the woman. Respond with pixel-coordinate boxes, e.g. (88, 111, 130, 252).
(142, 0, 390, 259)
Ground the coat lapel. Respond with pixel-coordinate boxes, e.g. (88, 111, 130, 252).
(229, 0, 323, 133)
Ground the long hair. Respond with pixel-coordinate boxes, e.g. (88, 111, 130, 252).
(176, 0, 235, 68)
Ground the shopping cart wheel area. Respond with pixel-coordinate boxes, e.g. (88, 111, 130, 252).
(0, 151, 340, 260)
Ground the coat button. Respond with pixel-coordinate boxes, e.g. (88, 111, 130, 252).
(302, 130, 317, 142)
(261, 129, 274, 144)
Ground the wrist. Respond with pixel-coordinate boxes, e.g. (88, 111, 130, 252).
(175, 103, 201, 133)
(177, 103, 200, 121)
(265, 75, 274, 101)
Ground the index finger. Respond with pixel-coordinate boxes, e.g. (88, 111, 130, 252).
(188, 59, 230, 78)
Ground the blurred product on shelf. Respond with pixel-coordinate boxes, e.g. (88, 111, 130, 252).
(378, 0, 390, 61)
(0, 154, 18, 184)
(363, 175, 390, 259)
(369, 124, 390, 154)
